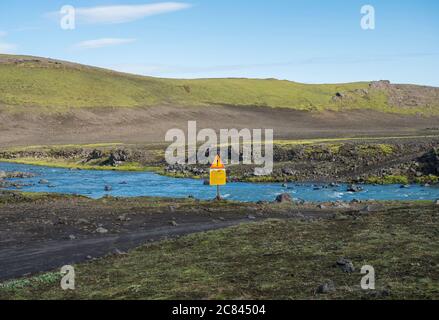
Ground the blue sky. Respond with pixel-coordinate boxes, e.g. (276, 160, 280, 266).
(0, 0, 438, 85)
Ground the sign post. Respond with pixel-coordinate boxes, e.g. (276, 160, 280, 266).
(210, 154, 226, 200)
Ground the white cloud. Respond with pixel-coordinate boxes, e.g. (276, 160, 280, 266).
(52, 2, 191, 25)
(75, 38, 136, 49)
(0, 31, 7, 37)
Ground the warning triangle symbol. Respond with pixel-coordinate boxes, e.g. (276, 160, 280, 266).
(210, 155, 225, 169)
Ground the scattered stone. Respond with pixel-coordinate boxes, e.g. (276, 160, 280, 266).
(169, 206, 176, 213)
(282, 183, 288, 188)
(317, 204, 326, 209)
(39, 179, 49, 185)
(400, 184, 410, 189)
(86, 255, 93, 260)
(275, 193, 292, 203)
(96, 227, 108, 234)
(336, 258, 355, 273)
(112, 248, 127, 256)
(68, 235, 76, 240)
(117, 214, 130, 222)
(435, 199, 439, 205)
(77, 218, 89, 224)
(119, 181, 128, 185)
(360, 204, 385, 213)
(247, 214, 256, 220)
(169, 220, 178, 227)
(316, 280, 336, 294)
(104, 185, 112, 192)
(334, 202, 350, 209)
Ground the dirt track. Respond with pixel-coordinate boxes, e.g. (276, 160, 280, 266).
(0, 194, 337, 281)
(1, 105, 439, 146)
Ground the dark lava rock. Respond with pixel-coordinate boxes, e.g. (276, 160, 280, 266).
(108, 149, 131, 166)
(316, 280, 336, 294)
(87, 149, 103, 161)
(336, 258, 355, 273)
(275, 193, 292, 203)
(366, 289, 391, 298)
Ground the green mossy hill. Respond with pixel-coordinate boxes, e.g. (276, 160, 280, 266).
(1, 54, 438, 115)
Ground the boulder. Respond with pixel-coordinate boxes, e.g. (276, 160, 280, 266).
(336, 258, 355, 273)
(104, 185, 112, 191)
(435, 200, 439, 206)
(316, 280, 336, 294)
(39, 179, 49, 185)
(275, 193, 292, 203)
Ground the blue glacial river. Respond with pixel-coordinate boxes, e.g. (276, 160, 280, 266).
(1, 162, 438, 202)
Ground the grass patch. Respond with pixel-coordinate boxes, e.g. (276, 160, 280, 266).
(366, 175, 410, 185)
(0, 158, 160, 173)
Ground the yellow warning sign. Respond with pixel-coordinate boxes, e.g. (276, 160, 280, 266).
(210, 155, 226, 186)
(210, 169, 226, 186)
(211, 155, 225, 169)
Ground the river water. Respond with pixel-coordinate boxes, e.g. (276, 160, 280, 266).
(1, 162, 438, 202)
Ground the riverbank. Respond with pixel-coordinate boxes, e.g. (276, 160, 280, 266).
(1, 191, 438, 299)
(1, 135, 439, 185)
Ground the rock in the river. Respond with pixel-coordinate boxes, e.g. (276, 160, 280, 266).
(347, 185, 363, 193)
(39, 179, 49, 185)
(96, 227, 108, 234)
(104, 185, 112, 191)
(336, 258, 355, 273)
(316, 280, 336, 294)
(275, 193, 292, 203)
